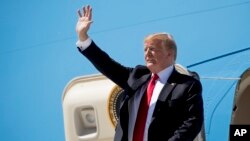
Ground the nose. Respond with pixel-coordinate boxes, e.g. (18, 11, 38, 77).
(144, 48, 150, 56)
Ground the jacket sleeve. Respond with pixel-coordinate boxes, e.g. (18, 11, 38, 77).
(78, 41, 132, 90)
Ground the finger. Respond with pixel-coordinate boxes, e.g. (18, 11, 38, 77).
(85, 5, 89, 17)
(86, 21, 94, 27)
(87, 5, 92, 17)
(83, 6, 87, 17)
(89, 7, 92, 21)
(77, 9, 82, 17)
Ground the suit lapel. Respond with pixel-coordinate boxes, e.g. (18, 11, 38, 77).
(151, 82, 176, 121)
(157, 68, 179, 102)
(130, 74, 151, 91)
(152, 69, 179, 118)
(157, 82, 176, 102)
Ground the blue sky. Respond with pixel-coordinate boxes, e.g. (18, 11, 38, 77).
(0, 0, 250, 141)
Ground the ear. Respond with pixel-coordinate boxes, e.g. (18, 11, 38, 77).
(167, 49, 174, 57)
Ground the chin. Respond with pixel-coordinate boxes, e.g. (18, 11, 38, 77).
(146, 64, 156, 73)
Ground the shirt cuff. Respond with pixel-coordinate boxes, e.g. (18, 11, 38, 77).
(76, 38, 92, 51)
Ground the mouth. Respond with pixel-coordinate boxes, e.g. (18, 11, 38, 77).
(146, 59, 156, 64)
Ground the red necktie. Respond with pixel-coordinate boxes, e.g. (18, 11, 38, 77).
(133, 74, 159, 141)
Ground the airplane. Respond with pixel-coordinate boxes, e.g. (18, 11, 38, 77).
(1, 0, 250, 141)
(62, 58, 250, 141)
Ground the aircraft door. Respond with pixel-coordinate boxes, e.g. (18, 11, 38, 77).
(62, 74, 116, 141)
(231, 68, 250, 124)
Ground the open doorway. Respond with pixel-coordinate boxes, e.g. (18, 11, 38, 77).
(231, 68, 250, 124)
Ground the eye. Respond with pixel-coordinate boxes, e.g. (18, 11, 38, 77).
(144, 46, 156, 52)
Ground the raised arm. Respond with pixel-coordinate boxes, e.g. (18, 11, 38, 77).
(76, 5, 93, 41)
(75, 5, 133, 90)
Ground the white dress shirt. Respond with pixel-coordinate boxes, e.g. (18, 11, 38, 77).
(76, 38, 92, 51)
(128, 65, 173, 141)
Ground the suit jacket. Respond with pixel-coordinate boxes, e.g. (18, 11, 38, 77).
(79, 41, 204, 141)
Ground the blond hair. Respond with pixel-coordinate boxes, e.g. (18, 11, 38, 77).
(144, 32, 177, 60)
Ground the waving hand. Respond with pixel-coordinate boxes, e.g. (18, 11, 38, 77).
(76, 5, 93, 41)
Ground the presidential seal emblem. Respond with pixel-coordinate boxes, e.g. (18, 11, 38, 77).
(107, 85, 124, 127)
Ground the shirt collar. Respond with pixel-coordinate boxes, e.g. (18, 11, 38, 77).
(155, 65, 174, 84)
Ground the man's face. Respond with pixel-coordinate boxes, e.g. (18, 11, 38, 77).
(144, 39, 173, 73)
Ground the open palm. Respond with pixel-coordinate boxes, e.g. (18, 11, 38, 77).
(76, 5, 93, 41)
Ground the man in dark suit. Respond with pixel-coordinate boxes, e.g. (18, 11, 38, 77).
(75, 5, 204, 141)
